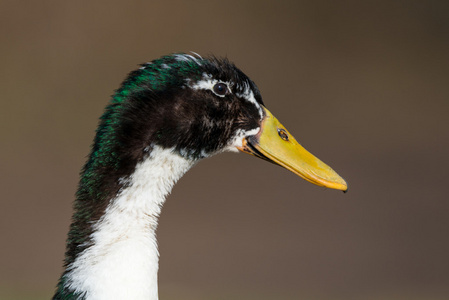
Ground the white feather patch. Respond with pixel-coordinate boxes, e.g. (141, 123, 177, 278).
(226, 127, 260, 152)
(190, 73, 232, 98)
(236, 82, 263, 119)
(174, 54, 202, 66)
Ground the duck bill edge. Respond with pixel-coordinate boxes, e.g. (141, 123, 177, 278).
(237, 107, 348, 192)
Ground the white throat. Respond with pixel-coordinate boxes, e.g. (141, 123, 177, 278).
(65, 146, 195, 300)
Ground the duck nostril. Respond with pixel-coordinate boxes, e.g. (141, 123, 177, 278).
(277, 128, 289, 141)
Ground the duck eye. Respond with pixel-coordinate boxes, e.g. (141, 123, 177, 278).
(213, 83, 228, 96)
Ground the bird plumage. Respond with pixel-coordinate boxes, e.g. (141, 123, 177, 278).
(53, 53, 346, 300)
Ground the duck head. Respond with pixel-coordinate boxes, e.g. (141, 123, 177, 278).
(105, 53, 347, 192)
(55, 53, 347, 300)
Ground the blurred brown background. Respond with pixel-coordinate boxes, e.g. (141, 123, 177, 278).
(1, 1, 448, 299)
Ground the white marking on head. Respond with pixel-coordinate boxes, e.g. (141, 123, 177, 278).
(226, 127, 260, 152)
(174, 54, 202, 66)
(190, 73, 233, 98)
(192, 74, 263, 119)
(236, 82, 263, 119)
(189, 51, 203, 60)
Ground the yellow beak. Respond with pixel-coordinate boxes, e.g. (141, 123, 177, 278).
(237, 106, 348, 192)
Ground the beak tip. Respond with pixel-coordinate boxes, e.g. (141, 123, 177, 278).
(338, 179, 348, 193)
(332, 182, 348, 193)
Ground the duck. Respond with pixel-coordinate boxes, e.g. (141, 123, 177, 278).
(52, 53, 347, 300)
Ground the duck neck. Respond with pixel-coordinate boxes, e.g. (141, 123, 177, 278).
(56, 146, 195, 300)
